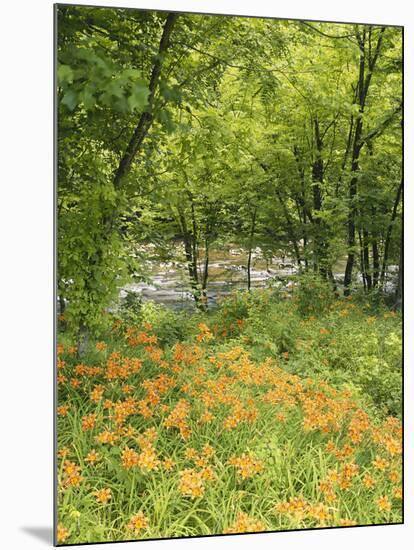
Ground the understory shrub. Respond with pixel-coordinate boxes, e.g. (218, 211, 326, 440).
(293, 272, 335, 317)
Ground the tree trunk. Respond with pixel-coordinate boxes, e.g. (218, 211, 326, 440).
(380, 177, 403, 288)
(177, 207, 202, 306)
(275, 191, 301, 267)
(328, 268, 338, 294)
(74, 14, 178, 334)
(293, 145, 311, 270)
(343, 135, 362, 294)
(183, 233, 199, 289)
(112, 13, 177, 190)
(58, 295, 66, 315)
(77, 322, 89, 358)
(189, 200, 199, 284)
(372, 238, 380, 288)
(311, 118, 328, 277)
(362, 228, 372, 290)
(394, 235, 402, 310)
(247, 208, 257, 291)
(260, 159, 302, 267)
(344, 27, 385, 295)
(201, 240, 209, 307)
(303, 207, 309, 270)
(358, 230, 367, 291)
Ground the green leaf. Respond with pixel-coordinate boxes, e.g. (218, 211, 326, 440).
(127, 84, 149, 112)
(103, 80, 125, 102)
(58, 64, 74, 85)
(78, 86, 96, 110)
(61, 90, 78, 111)
(121, 68, 142, 80)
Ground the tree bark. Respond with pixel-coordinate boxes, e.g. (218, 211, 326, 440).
(58, 295, 66, 315)
(394, 235, 402, 310)
(294, 145, 311, 269)
(247, 207, 257, 291)
(362, 228, 372, 290)
(372, 238, 380, 288)
(200, 239, 209, 308)
(343, 119, 363, 293)
(177, 207, 200, 303)
(77, 321, 89, 358)
(76, 14, 178, 335)
(113, 13, 177, 190)
(343, 26, 386, 295)
(358, 230, 367, 291)
(275, 191, 302, 266)
(311, 118, 328, 277)
(380, 177, 403, 288)
(202, 241, 209, 291)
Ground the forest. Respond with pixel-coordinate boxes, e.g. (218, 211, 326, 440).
(56, 5, 403, 545)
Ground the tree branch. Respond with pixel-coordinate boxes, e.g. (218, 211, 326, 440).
(113, 13, 177, 190)
(362, 102, 402, 145)
(300, 21, 356, 40)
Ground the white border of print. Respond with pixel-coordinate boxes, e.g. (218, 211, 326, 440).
(0, 1, 412, 549)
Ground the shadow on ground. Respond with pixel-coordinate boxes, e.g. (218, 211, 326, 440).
(21, 526, 53, 545)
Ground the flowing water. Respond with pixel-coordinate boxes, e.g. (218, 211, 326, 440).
(121, 246, 298, 310)
(117, 244, 399, 311)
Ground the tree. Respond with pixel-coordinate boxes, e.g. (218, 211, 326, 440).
(57, 8, 403, 335)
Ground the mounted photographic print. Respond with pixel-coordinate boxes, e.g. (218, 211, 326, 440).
(55, 2, 403, 545)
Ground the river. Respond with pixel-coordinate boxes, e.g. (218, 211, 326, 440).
(118, 244, 399, 311)
(120, 245, 298, 310)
